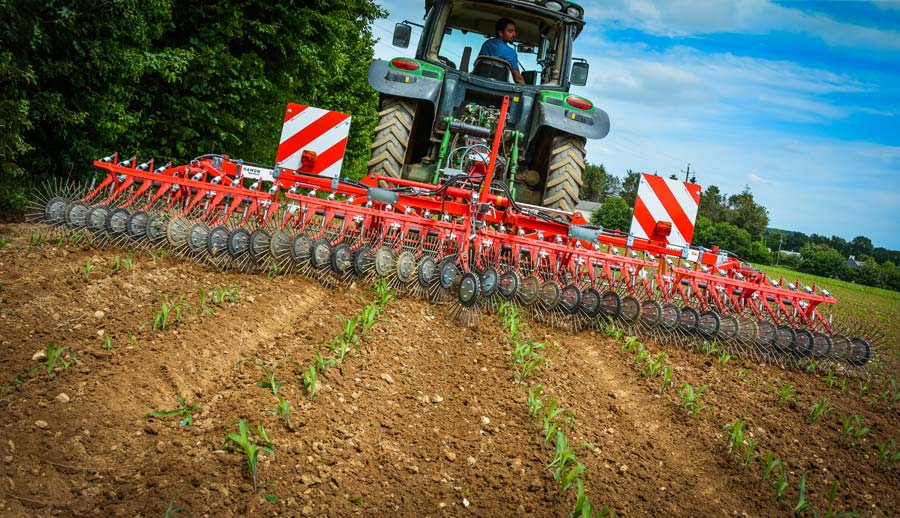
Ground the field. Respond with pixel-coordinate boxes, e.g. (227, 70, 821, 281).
(1, 222, 899, 516)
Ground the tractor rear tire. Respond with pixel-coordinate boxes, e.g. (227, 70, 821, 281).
(542, 134, 586, 212)
(367, 97, 417, 181)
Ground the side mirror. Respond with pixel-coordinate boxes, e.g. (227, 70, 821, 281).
(393, 23, 412, 48)
(571, 60, 589, 86)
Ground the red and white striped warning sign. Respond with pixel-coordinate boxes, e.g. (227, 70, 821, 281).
(276, 103, 351, 178)
(630, 173, 702, 248)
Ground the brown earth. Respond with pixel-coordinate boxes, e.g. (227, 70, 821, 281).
(0, 222, 899, 517)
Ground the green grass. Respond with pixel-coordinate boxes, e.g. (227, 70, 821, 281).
(759, 264, 900, 358)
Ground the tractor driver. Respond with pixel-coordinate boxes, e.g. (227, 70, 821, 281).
(478, 17, 525, 84)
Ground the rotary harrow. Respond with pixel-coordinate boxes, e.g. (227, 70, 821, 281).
(36, 98, 875, 370)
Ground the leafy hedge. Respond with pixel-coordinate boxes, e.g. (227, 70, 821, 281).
(0, 0, 385, 209)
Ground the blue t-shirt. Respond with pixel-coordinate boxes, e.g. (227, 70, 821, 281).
(478, 38, 519, 71)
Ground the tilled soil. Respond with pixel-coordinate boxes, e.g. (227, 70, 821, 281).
(0, 222, 898, 517)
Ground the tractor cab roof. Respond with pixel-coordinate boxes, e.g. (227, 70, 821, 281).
(424, 0, 586, 40)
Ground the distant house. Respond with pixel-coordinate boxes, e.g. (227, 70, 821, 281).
(847, 255, 865, 268)
(574, 200, 602, 221)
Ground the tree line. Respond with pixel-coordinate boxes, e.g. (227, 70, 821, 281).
(0, 0, 385, 211)
(582, 162, 900, 293)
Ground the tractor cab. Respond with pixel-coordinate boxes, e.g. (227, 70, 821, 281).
(394, 0, 588, 87)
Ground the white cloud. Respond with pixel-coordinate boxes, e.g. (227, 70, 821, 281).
(587, 0, 900, 52)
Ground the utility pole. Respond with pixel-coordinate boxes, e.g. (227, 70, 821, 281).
(682, 163, 692, 183)
(775, 234, 783, 266)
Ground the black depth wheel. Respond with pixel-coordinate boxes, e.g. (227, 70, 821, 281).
(105, 208, 130, 236)
(311, 239, 332, 269)
(639, 300, 663, 328)
(290, 232, 312, 264)
(458, 272, 481, 307)
(396, 251, 416, 284)
(227, 227, 251, 258)
(417, 257, 436, 288)
(45, 197, 69, 226)
(331, 243, 352, 274)
(518, 275, 541, 306)
(65, 201, 90, 229)
(580, 287, 601, 317)
(620, 296, 641, 323)
(438, 258, 458, 289)
(659, 303, 681, 332)
(480, 266, 498, 297)
(540, 280, 561, 311)
(353, 247, 375, 276)
(125, 211, 149, 241)
(678, 307, 700, 333)
(559, 284, 582, 315)
(207, 226, 229, 257)
(600, 291, 622, 320)
(187, 222, 210, 253)
(248, 229, 271, 261)
(497, 271, 519, 300)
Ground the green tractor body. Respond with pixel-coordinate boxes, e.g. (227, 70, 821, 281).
(367, 0, 609, 212)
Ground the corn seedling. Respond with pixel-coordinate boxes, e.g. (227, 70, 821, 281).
(222, 420, 275, 492)
(558, 460, 585, 497)
(0, 237, 7, 249)
(268, 395, 292, 430)
(679, 383, 707, 416)
(760, 450, 782, 486)
(769, 382, 797, 406)
(620, 335, 641, 353)
(266, 259, 279, 280)
(604, 324, 623, 341)
(740, 437, 759, 468)
(773, 464, 790, 502)
(643, 353, 666, 378)
(659, 366, 674, 393)
(255, 366, 284, 397)
(572, 478, 615, 518)
(527, 384, 544, 420)
(209, 285, 241, 304)
(541, 398, 571, 446)
(313, 350, 335, 376)
(793, 470, 815, 514)
(102, 334, 113, 351)
(374, 278, 393, 307)
(149, 396, 201, 428)
(701, 340, 720, 356)
(822, 480, 858, 518)
(112, 255, 133, 272)
(9, 374, 24, 391)
(804, 358, 819, 373)
(358, 303, 380, 337)
(68, 233, 83, 246)
(838, 413, 869, 446)
(164, 501, 191, 517)
(633, 344, 649, 366)
(825, 368, 838, 388)
(29, 232, 42, 248)
(198, 289, 215, 316)
(808, 397, 835, 424)
(723, 418, 746, 455)
(42, 341, 77, 379)
(548, 430, 577, 481)
(717, 351, 732, 366)
(153, 295, 187, 332)
(875, 438, 900, 471)
(83, 259, 94, 280)
(302, 363, 318, 398)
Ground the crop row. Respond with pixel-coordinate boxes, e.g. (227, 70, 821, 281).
(499, 303, 614, 518)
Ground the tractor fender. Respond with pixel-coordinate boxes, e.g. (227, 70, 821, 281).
(534, 101, 610, 141)
(367, 59, 442, 107)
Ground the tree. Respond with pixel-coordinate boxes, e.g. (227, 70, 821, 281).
(601, 175, 622, 201)
(0, 0, 386, 206)
(725, 186, 769, 240)
(799, 244, 847, 278)
(698, 185, 728, 223)
(619, 170, 641, 207)
(580, 162, 607, 202)
(590, 196, 631, 232)
(849, 235, 873, 258)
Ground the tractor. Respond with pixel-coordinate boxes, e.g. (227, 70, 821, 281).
(367, 0, 609, 212)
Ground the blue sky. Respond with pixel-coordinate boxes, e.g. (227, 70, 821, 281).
(370, 1, 900, 250)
